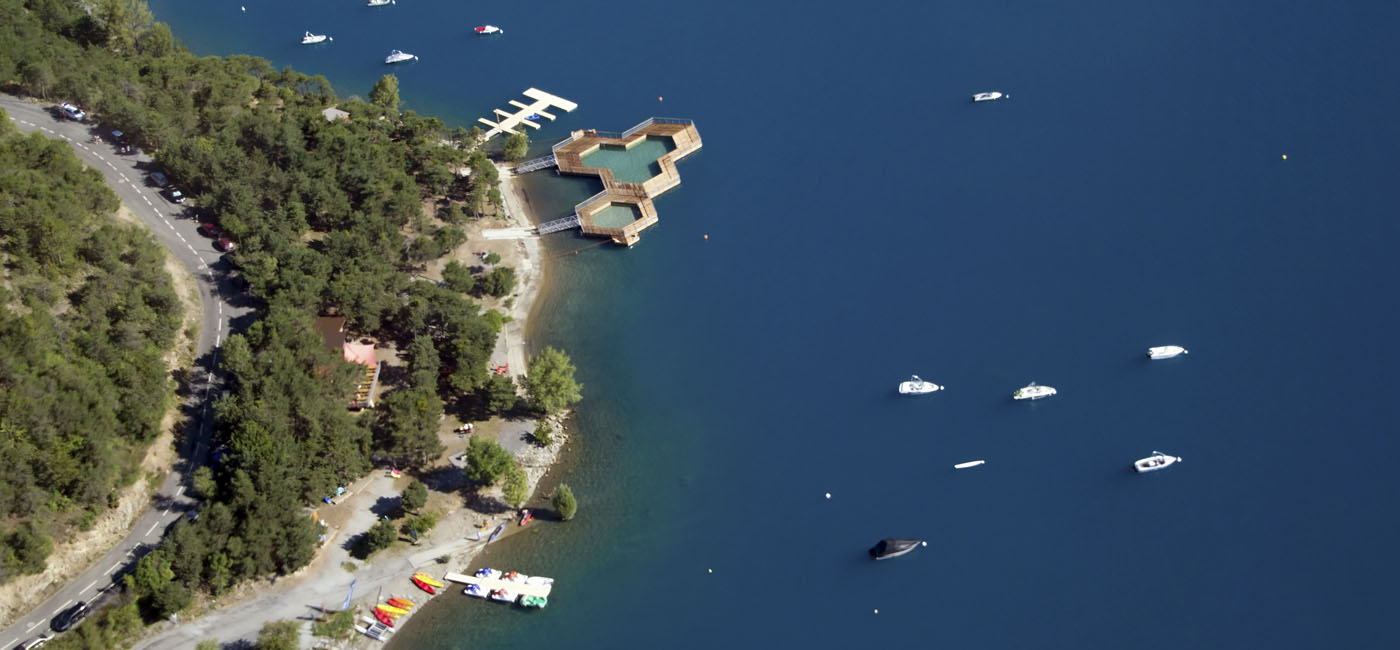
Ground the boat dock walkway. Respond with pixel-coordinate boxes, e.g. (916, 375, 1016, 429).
(477, 88, 578, 140)
(443, 572, 554, 598)
(536, 214, 581, 234)
(514, 153, 558, 174)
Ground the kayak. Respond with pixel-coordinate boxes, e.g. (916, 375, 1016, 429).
(377, 603, 408, 616)
(519, 509, 533, 526)
(487, 523, 506, 543)
(412, 573, 445, 588)
(372, 608, 395, 627)
(411, 576, 436, 595)
(386, 597, 414, 609)
(374, 606, 402, 619)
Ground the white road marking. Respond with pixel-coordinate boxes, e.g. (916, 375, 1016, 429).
(119, 173, 128, 182)
(27, 620, 40, 630)
(84, 579, 98, 592)
(146, 521, 159, 535)
(54, 600, 72, 615)
(176, 486, 185, 497)
(176, 233, 186, 242)
(106, 161, 116, 169)
(216, 335, 222, 346)
(143, 196, 152, 204)
(40, 127, 52, 133)
(108, 563, 120, 574)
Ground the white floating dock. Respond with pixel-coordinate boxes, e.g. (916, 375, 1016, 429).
(477, 88, 578, 140)
(444, 572, 554, 598)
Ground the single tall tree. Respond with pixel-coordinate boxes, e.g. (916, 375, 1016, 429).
(370, 74, 401, 112)
(523, 347, 583, 415)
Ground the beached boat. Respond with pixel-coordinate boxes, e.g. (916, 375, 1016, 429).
(367, 0, 394, 6)
(474, 25, 503, 35)
(1148, 345, 1188, 359)
(463, 583, 488, 598)
(372, 608, 395, 627)
(1135, 451, 1182, 473)
(301, 31, 331, 44)
(1013, 382, 1057, 400)
(377, 603, 408, 616)
(973, 91, 1004, 102)
(374, 606, 402, 619)
(412, 573, 445, 588)
(898, 374, 943, 395)
(487, 522, 506, 542)
(954, 460, 986, 469)
(869, 538, 925, 560)
(411, 576, 437, 595)
(384, 50, 418, 64)
(488, 588, 517, 603)
(386, 597, 413, 609)
(519, 594, 548, 608)
(360, 616, 394, 635)
(475, 567, 502, 580)
(519, 509, 533, 526)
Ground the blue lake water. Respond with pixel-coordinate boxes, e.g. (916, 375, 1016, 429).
(148, 1, 1400, 648)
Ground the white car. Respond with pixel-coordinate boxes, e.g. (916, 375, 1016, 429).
(21, 634, 52, 650)
(60, 102, 86, 121)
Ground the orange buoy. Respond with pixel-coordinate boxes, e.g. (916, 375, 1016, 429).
(703, 234, 708, 240)
(658, 96, 663, 101)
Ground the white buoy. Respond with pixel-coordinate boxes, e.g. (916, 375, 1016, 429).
(824, 492, 831, 499)
(921, 541, 928, 546)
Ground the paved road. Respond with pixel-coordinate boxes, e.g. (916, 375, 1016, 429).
(0, 96, 251, 649)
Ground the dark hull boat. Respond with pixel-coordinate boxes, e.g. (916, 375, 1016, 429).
(869, 538, 924, 560)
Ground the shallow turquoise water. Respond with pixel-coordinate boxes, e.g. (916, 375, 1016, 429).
(589, 203, 641, 228)
(579, 136, 675, 183)
(148, 0, 1400, 648)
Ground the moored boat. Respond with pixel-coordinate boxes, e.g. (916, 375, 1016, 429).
(502, 570, 528, 583)
(524, 575, 554, 586)
(474, 25, 503, 35)
(973, 91, 1004, 102)
(519, 594, 548, 608)
(1134, 451, 1182, 473)
(1148, 345, 1188, 359)
(954, 460, 986, 469)
(869, 538, 926, 560)
(474, 567, 502, 580)
(463, 583, 488, 598)
(1013, 382, 1057, 400)
(301, 31, 331, 44)
(384, 50, 418, 64)
(898, 374, 943, 395)
(367, 0, 395, 6)
(488, 588, 517, 603)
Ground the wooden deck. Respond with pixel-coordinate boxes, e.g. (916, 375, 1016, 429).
(549, 118, 702, 245)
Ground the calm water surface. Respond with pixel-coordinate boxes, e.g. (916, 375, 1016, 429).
(148, 1, 1400, 648)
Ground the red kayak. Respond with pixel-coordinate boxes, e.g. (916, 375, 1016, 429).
(373, 608, 395, 627)
(412, 576, 436, 595)
(518, 509, 533, 526)
(387, 597, 413, 609)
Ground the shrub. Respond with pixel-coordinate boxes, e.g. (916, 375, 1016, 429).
(401, 480, 428, 513)
(481, 266, 516, 297)
(532, 422, 553, 447)
(502, 463, 527, 508)
(552, 484, 577, 521)
(463, 436, 513, 485)
(442, 260, 475, 293)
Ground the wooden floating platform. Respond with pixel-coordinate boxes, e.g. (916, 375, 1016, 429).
(546, 118, 702, 246)
(443, 572, 554, 598)
(477, 88, 578, 140)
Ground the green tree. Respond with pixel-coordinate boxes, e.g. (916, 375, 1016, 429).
(404, 335, 440, 390)
(523, 347, 583, 415)
(400, 512, 438, 538)
(369, 74, 400, 112)
(192, 465, 217, 500)
(361, 519, 397, 556)
(503, 131, 529, 161)
(401, 480, 428, 513)
(373, 387, 445, 468)
(480, 373, 517, 414)
(502, 462, 527, 508)
(441, 260, 475, 293)
(481, 266, 516, 297)
(463, 436, 513, 484)
(1, 523, 53, 577)
(552, 483, 577, 521)
(257, 620, 302, 650)
(532, 421, 553, 447)
(484, 251, 501, 265)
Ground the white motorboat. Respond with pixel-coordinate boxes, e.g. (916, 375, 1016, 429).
(301, 31, 331, 44)
(1134, 451, 1182, 473)
(1148, 345, 1188, 360)
(367, 0, 395, 6)
(385, 50, 418, 64)
(1013, 382, 1057, 400)
(973, 91, 1004, 102)
(524, 576, 554, 586)
(898, 375, 943, 395)
(474, 25, 503, 35)
(953, 460, 986, 469)
(487, 588, 517, 603)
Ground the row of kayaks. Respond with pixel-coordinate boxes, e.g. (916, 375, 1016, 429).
(899, 345, 1189, 399)
(463, 567, 553, 608)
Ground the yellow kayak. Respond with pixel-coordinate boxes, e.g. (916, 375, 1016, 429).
(412, 573, 445, 588)
(376, 604, 407, 617)
(387, 596, 415, 609)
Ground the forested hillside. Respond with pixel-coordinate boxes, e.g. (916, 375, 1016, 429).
(0, 112, 181, 582)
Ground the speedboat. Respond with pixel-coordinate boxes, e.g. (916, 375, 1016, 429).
(385, 50, 418, 64)
(1134, 451, 1182, 473)
(973, 91, 1004, 102)
(1148, 345, 1188, 360)
(412, 573, 444, 588)
(463, 583, 488, 598)
(474, 25, 504, 35)
(475, 567, 502, 580)
(301, 31, 331, 44)
(868, 538, 925, 560)
(367, 0, 395, 6)
(519, 594, 548, 608)
(953, 460, 986, 469)
(898, 375, 943, 395)
(1013, 382, 1057, 400)
(488, 588, 517, 603)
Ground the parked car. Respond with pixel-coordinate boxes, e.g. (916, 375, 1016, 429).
(198, 222, 222, 238)
(51, 602, 89, 632)
(149, 171, 168, 188)
(20, 634, 52, 649)
(216, 237, 236, 252)
(59, 102, 85, 121)
(166, 188, 185, 204)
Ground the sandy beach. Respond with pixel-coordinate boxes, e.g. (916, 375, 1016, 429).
(139, 162, 571, 649)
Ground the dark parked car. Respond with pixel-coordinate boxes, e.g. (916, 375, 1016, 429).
(198, 222, 222, 238)
(149, 171, 168, 188)
(166, 188, 185, 204)
(216, 237, 236, 252)
(51, 601, 89, 632)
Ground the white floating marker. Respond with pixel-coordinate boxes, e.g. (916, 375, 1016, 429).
(954, 460, 986, 469)
(824, 492, 831, 499)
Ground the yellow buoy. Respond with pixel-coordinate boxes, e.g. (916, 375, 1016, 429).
(1281, 154, 1287, 160)
(874, 609, 879, 614)
(707, 568, 712, 573)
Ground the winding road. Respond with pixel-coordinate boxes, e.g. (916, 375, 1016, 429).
(0, 96, 250, 649)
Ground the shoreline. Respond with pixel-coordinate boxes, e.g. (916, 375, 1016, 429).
(139, 162, 573, 649)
